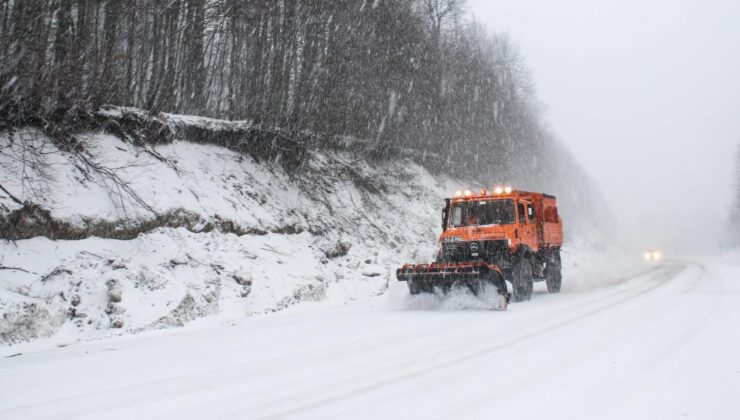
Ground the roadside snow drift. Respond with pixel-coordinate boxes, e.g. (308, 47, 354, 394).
(1, 125, 460, 345)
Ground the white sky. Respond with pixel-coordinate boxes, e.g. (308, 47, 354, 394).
(468, 0, 740, 254)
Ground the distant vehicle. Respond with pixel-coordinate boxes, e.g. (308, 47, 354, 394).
(643, 249, 662, 261)
(396, 187, 564, 307)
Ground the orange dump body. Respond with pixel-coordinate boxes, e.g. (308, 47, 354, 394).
(440, 190, 563, 253)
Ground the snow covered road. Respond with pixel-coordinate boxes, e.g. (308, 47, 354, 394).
(1, 261, 739, 419)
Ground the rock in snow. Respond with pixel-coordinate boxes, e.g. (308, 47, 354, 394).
(106, 279, 123, 303)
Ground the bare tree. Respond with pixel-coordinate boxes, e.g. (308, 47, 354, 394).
(0, 0, 593, 205)
(420, 0, 465, 35)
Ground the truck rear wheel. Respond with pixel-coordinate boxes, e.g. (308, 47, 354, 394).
(512, 257, 533, 302)
(545, 250, 562, 293)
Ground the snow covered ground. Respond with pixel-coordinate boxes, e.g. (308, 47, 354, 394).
(1, 122, 610, 347)
(3, 123, 737, 419)
(1, 127, 457, 345)
(1, 257, 738, 419)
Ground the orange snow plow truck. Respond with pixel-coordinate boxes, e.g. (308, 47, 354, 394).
(396, 188, 563, 308)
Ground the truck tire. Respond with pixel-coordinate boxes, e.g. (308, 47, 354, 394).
(512, 257, 534, 302)
(407, 279, 421, 295)
(469, 278, 485, 296)
(470, 271, 507, 297)
(545, 250, 562, 293)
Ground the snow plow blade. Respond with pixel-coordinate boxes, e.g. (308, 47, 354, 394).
(396, 261, 510, 309)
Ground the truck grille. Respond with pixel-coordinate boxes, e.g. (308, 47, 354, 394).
(438, 240, 509, 263)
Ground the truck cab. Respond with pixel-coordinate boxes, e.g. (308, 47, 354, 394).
(437, 189, 563, 299)
(397, 187, 564, 304)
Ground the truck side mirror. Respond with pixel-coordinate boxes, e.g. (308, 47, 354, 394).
(441, 199, 451, 231)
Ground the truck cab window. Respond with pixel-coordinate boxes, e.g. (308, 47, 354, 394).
(518, 203, 526, 224)
(527, 205, 535, 222)
(450, 200, 515, 227)
(451, 206, 462, 227)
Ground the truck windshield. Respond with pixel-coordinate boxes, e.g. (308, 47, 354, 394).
(450, 199, 515, 227)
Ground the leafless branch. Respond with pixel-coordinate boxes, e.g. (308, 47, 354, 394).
(0, 182, 22, 205)
(0, 265, 35, 274)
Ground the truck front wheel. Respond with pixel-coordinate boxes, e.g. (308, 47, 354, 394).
(512, 257, 534, 302)
(407, 279, 421, 295)
(470, 270, 507, 298)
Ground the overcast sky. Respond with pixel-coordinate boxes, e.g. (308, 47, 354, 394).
(467, 0, 740, 253)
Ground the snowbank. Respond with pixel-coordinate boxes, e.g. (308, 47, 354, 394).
(1, 127, 460, 346)
(1, 119, 620, 348)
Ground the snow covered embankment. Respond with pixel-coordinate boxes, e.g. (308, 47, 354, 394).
(0, 121, 455, 346)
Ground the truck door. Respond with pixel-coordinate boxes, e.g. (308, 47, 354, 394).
(520, 201, 539, 251)
(529, 203, 544, 249)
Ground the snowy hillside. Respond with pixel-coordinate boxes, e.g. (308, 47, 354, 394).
(1, 117, 470, 345)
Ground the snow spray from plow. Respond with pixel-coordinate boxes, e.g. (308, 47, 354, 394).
(401, 281, 510, 311)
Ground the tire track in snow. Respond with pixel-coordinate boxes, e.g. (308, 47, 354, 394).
(0, 265, 685, 420)
(445, 262, 709, 419)
(253, 264, 686, 419)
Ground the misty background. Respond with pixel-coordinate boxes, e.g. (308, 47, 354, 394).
(2, 0, 739, 253)
(469, 0, 740, 254)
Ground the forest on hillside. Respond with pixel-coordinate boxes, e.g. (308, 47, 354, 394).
(0, 0, 603, 222)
